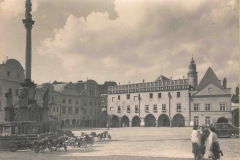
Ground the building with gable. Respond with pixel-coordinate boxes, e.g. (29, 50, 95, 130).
(189, 67, 232, 125)
(0, 59, 25, 122)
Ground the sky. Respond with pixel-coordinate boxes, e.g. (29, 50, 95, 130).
(0, 0, 238, 91)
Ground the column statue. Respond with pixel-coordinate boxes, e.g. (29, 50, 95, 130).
(25, 0, 32, 19)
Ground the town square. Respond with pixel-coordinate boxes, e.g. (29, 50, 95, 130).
(0, 127, 239, 160)
(0, 0, 239, 160)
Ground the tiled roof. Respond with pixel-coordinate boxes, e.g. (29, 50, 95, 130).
(155, 75, 170, 82)
(196, 67, 223, 90)
(52, 83, 68, 92)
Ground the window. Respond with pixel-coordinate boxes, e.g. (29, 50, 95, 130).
(205, 116, 210, 125)
(90, 101, 93, 106)
(15, 89, 19, 96)
(193, 104, 199, 111)
(69, 99, 72, 104)
(57, 107, 59, 112)
(194, 116, 199, 125)
(83, 100, 86, 106)
(158, 93, 161, 98)
(162, 104, 166, 111)
(177, 103, 181, 110)
(75, 107, 79, 114)
(17, 73, 20, 78)
(76, 100, 78, 104)
(84, 110, 86, 115)
(68, 107, 72, 114)
(127, 94, 130, 99)
(135, 105, 138, 112)
(89, 109, 93, 115)
(112, 97, 115, 102)
(118, 106, 121, 112)
(62, 107, 66, 114)
(127, 105, 130, 111)
(94, 102, 96, 106)
(220, 103, 226, 111)
(52, 96, 54, 102)
(134, 96, 138, 101)
(177, 92, 180, 97)
(153, 104, 157, 111)
(53, 107, 55, 112)
(7, 71, 10, 76)
(118, 95, 120, 100)
(149, 93, 153, 99)
(62, 99, 65, 103)
(205, 103, 211, 111)
(145, 105, 149, 111)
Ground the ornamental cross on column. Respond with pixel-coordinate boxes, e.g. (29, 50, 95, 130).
(22, 0, 35, 80)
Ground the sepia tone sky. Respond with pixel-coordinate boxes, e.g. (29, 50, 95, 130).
(0, 0, 238, 91)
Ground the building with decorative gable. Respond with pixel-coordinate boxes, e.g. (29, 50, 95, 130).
(189, 67, 232, 126)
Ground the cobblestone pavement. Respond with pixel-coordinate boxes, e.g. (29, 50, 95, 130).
(0, 127, 238, 160)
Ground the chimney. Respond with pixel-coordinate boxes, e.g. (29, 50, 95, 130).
(223, 78, 227, 89)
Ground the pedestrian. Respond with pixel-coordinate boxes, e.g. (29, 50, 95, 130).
(197, 125, 207, 160)
(206, 125, 223, 159)
(107, 123, 109, 130)
(190, 124, 199, 160)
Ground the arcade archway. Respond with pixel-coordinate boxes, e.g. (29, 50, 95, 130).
(172, 114, 185, 127)
(217, 117, 228, 123)
(93, 120, 96, 127)
(72, 119, 76, 125)
(145, 114, 156, 127)
(111, 115, 119, 127)
(65, 119, 70, 125)
(132, 116, 140, 127)
(158, 114, 170, 127)
(121, 115, 130, 127)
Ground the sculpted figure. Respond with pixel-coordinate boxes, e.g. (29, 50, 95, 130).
(19, 87, 29, 106)
(5, 89, 13, 107)
(43, 88, 49, 107)
(25, 0, 32, 19)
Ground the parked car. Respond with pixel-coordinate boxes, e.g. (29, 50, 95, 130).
(202, 123, 239, 138)
(213, 123, 239, 138)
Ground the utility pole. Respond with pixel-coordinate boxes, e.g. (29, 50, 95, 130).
(138, 93, 141, 126)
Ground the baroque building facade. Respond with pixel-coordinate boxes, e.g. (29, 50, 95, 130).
(107, 58, 234, 127)
(0, 59, 25, 122)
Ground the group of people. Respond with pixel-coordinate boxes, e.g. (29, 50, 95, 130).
(190, 124, 223, 160)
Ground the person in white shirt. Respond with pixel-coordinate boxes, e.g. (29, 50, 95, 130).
(190, 124, 199, 160)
